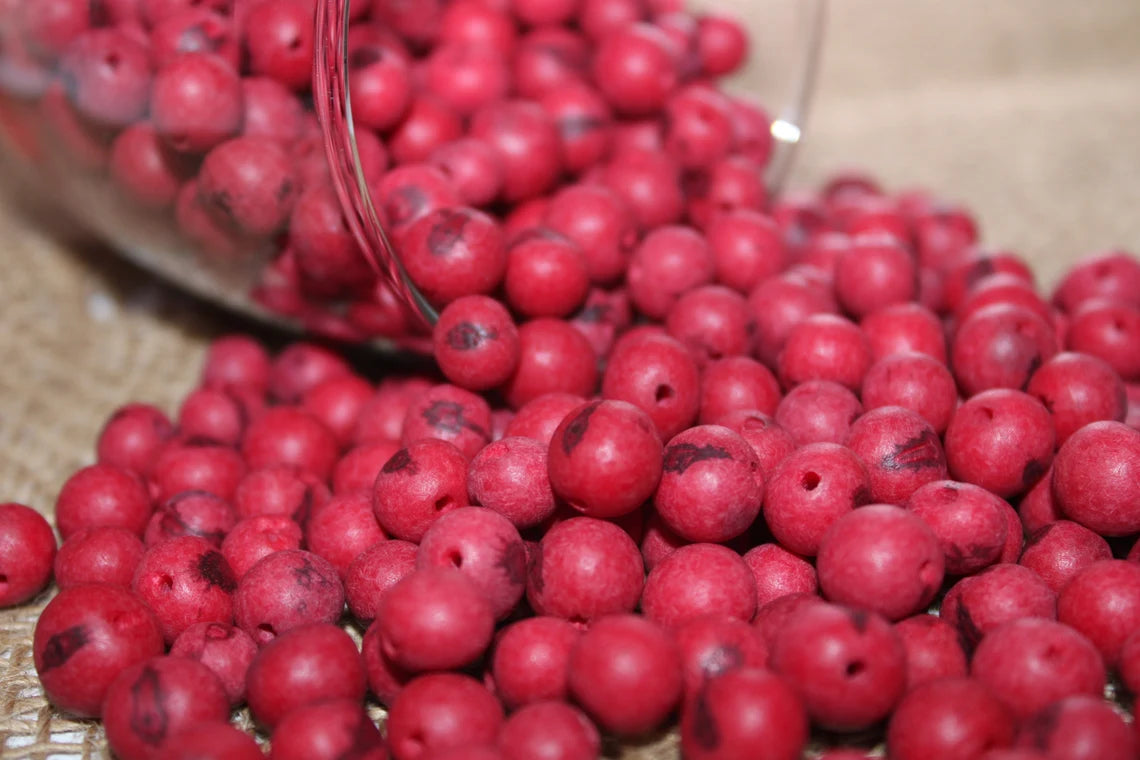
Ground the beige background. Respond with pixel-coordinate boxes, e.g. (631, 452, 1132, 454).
(1, 1, 1139, 756)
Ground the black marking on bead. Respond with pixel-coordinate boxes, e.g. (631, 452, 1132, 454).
(197, 550, 237, 592)
(129, 665, 168, 746)
(1022, 700, 1063, 751)
(382, 448, 415, 475)
(446, 322, 497, 351)
(385, 186, 427, 227)
(1021, 458, 1047, 489)
(559, 402, 600, 455)
(664, 443, 732, 474)
(847, 609, 870, 634)
(965, 257, 996, 288)
(956, 603, 983, 649)
(496, 539, 528, 589)
(882, 430, 943, 471)
(527, 542, 544, 596)
(690, 686, 720, 750)
(558, 114, 607, 140)
(292, 557, 331, 589)
(426, 209, 470, 257)
(852, 485, 873, 506)
(700, 645, 742, 679)
(422, 400, 488, 440)
(39, 626, 88, 673)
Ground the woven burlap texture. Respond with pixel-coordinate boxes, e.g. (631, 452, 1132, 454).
(1, 1, 1139, 757)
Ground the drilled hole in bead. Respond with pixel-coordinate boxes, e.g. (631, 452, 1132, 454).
(447, 550, 463, 569)
(256, 623, 276, 644)
(158, 573, 174, 592)
(655, 384, 675, 403)
(845, 660, 866, 677)
(801, 471, 821, 491)
(434, 495, 454, 511)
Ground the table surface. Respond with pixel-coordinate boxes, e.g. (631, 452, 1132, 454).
(1, 1, 1139, 756)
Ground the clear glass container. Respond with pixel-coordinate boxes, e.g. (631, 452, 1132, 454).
(0, 0, 825, 349)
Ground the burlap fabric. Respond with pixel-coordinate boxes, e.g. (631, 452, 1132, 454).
(1, 1, 1138, 756)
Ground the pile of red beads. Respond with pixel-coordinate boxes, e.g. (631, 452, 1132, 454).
(2, 219, 1140, 757)
(0, 0, 769, 341)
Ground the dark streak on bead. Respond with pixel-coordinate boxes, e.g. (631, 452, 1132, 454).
(1022, 699, 1063, 751)
(39, 625, 88, 673)
(386, 185, 427, 227)
(446, 322, 497, 351)
(292, 558, 330, 590)
(664, 443, 732, 474)
(1021, 458, 1047, 489)
(560, 402, 600, 456)
(882, 430, 944, 472)
(691, 685, 720, 750)
(700, 645, 743, 679)
(422, 400, 488, 440)
(852, 485, 873, 507)
(129, 665, 168, 746)
(847, 609, 870, 634)
(426, 209, 471, 257)
(196, 550, 237, 592)
(965, 257, 996, 288)
(381, 448, 415, 475)
(495, 538, 528, 589)
(573, 303, 609, 324)
(558, 114, 607, 140)
(956, 602, 983, 649)
(527, 542, 545, 596)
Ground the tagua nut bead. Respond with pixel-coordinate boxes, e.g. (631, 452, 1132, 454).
(1052, 421, 1140, 535)
(0, 502, 57, 607)
(680, 668, 808, 760)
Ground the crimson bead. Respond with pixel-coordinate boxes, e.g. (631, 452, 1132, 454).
(350, 45, 413, 132)
(400, 206, 508, 307)
(742, 544, 818, 610)
(541, 81, 613, 175)
(717, 411, 796, 480)
(386, 673, 504, 760)
(941, 564, 1057, 649)
(602, 148, 686, 230)
(696, 14, 749, 75)
(151, 52, 243, 153)
(169, 621, 257, 706)
(302, 375, 375, 448)
(952, 304, 1059, 396)
(666, 285, 754, 365)
(592, 23, 678, 116)
(353, 377, 434, 445)
(305, 491, 386, 578)
(527, 516, 644, 623)
(749, 273, 837, 367)
(96, 403, 175, 476)
(861, 352, 958, 435)
(233, 549, 344, 646)
(490, 616, 579, 708)
(893, 614, 968, 690)
(833, 233, 918, 319)
(102, 656, 229, 760)
(775, 379, 863, 447)
(763, 442, 871, 557)
(0, 502, 56, 606)
(164, 722, 263, 760)
(778, 313, 872, 392)
(242, 76, 307, 142)
(428, 137, 504, 207)
(378, 567, 493, 671)
(246, 623, 366, 729)
(33, 584, 164, 717)
(653, 425, 763, 542)
(467, 436, 557, 529)
(544, 183, 638, 285)
(680, 667, 807, 760)
(470, 100, 562, 202)
(846, 406, 948, 505)
(149, 441, 245, 504)
(372, 438, 469, 542)
(642, 543, 756, 627)
(1053, 250, 1140, 313)
(432, 296, 520, 391)
(233, 465, 328, 523)
(388, 95, 464, 165)
(817, 505, 944, 621)
(144, 490, 237, 547)
(243, 0, 312, 90)
(269, 699, 385, 760)
(861, 302, 948, 364)
(416, 507, 526, 620)
(109, 123, 192, 210)
(886, 677, 1015, 760)
(513, 26, 588, 98)
(707, 210, 786, 294)
(1052, 421, 1140, 535)
(132, 536, 235, 643)
(503, 231, 591, 319)
(1019, 520, 1113, 594)
(54, 463, 152, 539)
(1026, 352, 1127, 445)
(1018, 695, 1136, 760)
(944, 389, 1055, 499)
(269, 342, 353, 404)
(905, 480, 1010, 576)
(59, 28, 151, 127)
(241, 407, 338, 481)
(1057, 559, 1140, 666)
(177, 388, 244, 447)
(548, 400, 664, 519)
(498, 701, 599, 760)
(54, 526, 143, 591)
(567, 614, 682, 736)
(602, 333, 701, 440)
(627, 225, 714, 320)
(344, 539, 417, 624)
(972, 619, 1105, 719)
(664, 85, 735, 169)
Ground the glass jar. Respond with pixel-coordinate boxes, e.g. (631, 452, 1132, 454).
(0, 0, 825, 349)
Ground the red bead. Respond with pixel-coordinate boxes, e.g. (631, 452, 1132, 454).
(1052, 421, 1140, 535)
(246, 623, 366, 729)
(861, 302, 948, 364)
(417, 507, 526, 620)
(177, 388, 244, 447)
(54, 526, 144, 591)
(149, 441, 245, 504)
(845, 406, 947, 505)
(886, 677, 1015, 760)
(470, 100, 563, 202)
(905, 480, 1010, 576)
(401, 383, 492, 459)
(778, 313, 872, 392)
(432, 296, 520, 391)
(513, 26, 589, 98)
(33, 584, 164, 717)
(102, 656, 229, 760)
(109, 123, 192, 210)
(750, 273, 837, 367)
(1017, 695, 1136, 760)
(242, 76, 307, 143)
(233, 550, 344, 646)
(467, 436, 557, 529)
(243, 0, 312, 90)
(602, 148, 685, 229)
(544, 183, 639, 285)
(541, 81, 612, 175)
(548, 400, 664, 519)
(58, 28, 151, 127)
(775, 381, 862, 447)
(666, 285, 754, 365)
(893, 614, 967, 690)
(498, 701, 600, 760)
(1027, 352, 1127, 445)
(1019, 520, 1112, 594)
(1053, 250, 1140, 313)
(150, 8, 240, 70)
(164, 722, 263, 760)
(663, 85, 735, 169)
(428, 137, 504, 207)
(627, 225, 714, 320)
(741, 543, 817, 610)
(0, 502, 56, 606)
(1057, 559, 1140, 666)
(269, 699, 385, 760)
(372, 164, 461, 234)
(304, 491, 385, 578)
(241, 407, 338, 481)
(642, 543, 756, 627)
(333, 440, 399, 495)
(686, 155, 768, 229)
(400, 206, 508, 308)
(602, 333, 701, 440)
(233, 465, 328, 522)
(592, 23, 678, 116)
(527, 516, 644, 623)
(696, 14, 748, 75)
(151, 53, 243, 153)
(503, 231, 591, 318)
(951, 304, 1059, 397)
(971, 618, 1105, 719)
(132, 536, 235, 643)
(349, 45, 413, 132)
(674, 614, 769, 694)
(706, 210, 786, 294)
(770, 602, 906, 731)
(567, 613, 682, 736)
(373, 438, 469, 542)
(680, 667, 807, 760)
(941, 564, 1057, 649)
(716, 411, 795, 480)
(386, 673, 504, 760)
(490, 616, 579, 708)
(202, 335, 271, 395)
(440, 0, 516, 51)
(269, 343, 354, 404)
(54, 463, 152, 539)
(653, 425, 763, 542)
(388, 95, 464, 165)
(861, 352, 957, 435)
(344, 539, 417, 624)
(168, 622, 256, 706)
(197, 137, 297, 238)
(96, 403, 176, 476)
(764, 442, 870, 556)
(817, 505, 945, 621)
(378, 567, 494, 671)
(424, 42, 510, 116)
(944, 389, 1055, 499)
